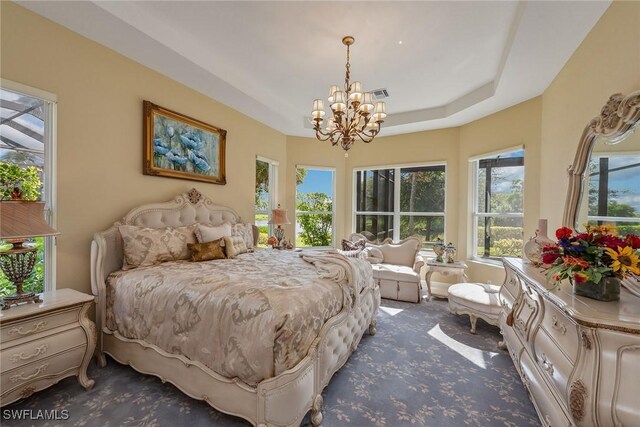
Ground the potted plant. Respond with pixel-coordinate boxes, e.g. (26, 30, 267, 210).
(543, 225, 640, 301)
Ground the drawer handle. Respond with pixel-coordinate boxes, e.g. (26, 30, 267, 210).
(8, 321, 47, 336)
(9, 345, 49, 363)
(10, 363, 49, 383)
(551, 316, 567, 335)
(540, 353, 555, 376)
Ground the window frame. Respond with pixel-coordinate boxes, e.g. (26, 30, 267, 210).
(295, 165, 336, 249)
(255, 156, 278, 237)
(469, 146, 524, 262)
(1, 79, 57, 292)
(352, 161, 447, 252)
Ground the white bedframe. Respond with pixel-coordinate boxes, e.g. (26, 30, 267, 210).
(90, 189, 380, 426)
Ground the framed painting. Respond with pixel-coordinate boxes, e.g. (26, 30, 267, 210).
(143, 101, 226, 184)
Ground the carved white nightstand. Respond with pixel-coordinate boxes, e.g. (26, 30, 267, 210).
(425, 260, 468, 299)
(0, 289, 96, 406)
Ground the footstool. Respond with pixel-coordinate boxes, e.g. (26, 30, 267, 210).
(448, 283, 501, 334)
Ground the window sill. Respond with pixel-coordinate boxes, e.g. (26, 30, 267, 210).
(468, 257, 507, 269)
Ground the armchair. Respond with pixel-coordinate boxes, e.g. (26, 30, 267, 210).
(349, 233, 424, 303)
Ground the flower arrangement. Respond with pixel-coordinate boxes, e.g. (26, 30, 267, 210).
(543, 225, 640, 286)
(267, 236, 278, 247)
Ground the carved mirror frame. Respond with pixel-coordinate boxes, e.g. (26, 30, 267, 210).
(563, 90, 640, 228)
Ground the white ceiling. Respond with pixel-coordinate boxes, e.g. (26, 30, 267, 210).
(17, 1, 611, 137)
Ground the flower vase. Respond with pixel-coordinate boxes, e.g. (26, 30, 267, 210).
(573, 277, 620, 302)
(523, 219, 555, 266)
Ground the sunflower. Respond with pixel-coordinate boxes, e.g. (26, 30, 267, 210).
(605, 246, 640, 276)
(589, 224, 619, 236)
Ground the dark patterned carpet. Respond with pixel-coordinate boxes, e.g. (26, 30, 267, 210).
(3, 299, 539, 426)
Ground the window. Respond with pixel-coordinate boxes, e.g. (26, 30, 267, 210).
(587, 153, 640, 234)
(295, 167, 335, 248)
(471, 148, 524, 259)
(354, 164, 446, 249)
(255, 157, 278, 247)
(0, 82, 57, 295)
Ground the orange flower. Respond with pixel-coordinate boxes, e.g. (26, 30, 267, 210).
(562, 256, 590, 269)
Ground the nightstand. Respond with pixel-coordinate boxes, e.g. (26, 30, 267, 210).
(425, 260, 469, 299)
(0, 289, 96, 406)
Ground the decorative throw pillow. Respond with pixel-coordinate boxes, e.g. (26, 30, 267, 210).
(363, 246, 384, 264)
(342, 238, 366, 251)
(196, 223, 232, 243)
(336, 248, 365, 259)
(232, 223, 255, 252)
(188, 239, 226, 262)
(224, 235, 248, 258)
(119, 224, 197, 270)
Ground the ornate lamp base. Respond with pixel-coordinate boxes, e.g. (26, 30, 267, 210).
(0, 244, 40, 310)
(2, 292, 42, 310)
(274, 226, 285, 247)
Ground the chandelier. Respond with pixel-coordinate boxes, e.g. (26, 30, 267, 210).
(311, 36, 386, 157)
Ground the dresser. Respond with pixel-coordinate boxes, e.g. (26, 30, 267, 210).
(499, 258, 640, 426)
(0, 289, 96, 406)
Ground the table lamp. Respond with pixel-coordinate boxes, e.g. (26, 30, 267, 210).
(268, 205, 291, 248)
(0, 200, 59, 310)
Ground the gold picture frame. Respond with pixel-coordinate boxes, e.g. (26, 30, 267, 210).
(143, 101, 226, 184)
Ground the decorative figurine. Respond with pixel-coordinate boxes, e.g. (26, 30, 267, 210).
(523, 219, 554, 266)
(433, 238, 445, 263)
(445, 242, 457, 263)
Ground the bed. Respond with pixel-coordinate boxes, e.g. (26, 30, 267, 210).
(90, 189, 380, 426)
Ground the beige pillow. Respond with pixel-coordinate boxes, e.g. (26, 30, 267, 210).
(188, 239, 226, 262)
(119, 224, 197, 270)
(196, 223, 232, 243)
(232, 223, 254, 251)
(224, 235, 248, 258)
(363, 246, 384, 264)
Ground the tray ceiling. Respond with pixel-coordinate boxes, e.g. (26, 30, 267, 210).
(17, 1, 610, 137)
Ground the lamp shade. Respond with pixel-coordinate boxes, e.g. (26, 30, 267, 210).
(268, 208, 291, 225)
(0, 201, 59, 240)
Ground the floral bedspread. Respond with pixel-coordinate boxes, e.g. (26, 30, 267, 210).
(106, 249, 373, 386)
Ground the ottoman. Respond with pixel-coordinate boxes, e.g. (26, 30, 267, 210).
(448, 283, 501, 334)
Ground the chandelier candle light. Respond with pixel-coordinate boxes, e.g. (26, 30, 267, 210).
(311, 36, 386, 157)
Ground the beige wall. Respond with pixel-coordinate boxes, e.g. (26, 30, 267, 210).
(0, 2, 287, 294)
(540, 0, 640, 230)
(459, 97, 543, 284)
(2, 0, 639, 294)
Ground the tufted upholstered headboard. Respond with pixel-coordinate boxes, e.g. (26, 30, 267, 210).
(90, 188, 257, 296)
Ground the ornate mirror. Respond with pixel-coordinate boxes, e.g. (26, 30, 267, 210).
(563, 90, 640, 295)
(563, 91, 640, 234)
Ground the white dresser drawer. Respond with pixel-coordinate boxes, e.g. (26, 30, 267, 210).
(502, 268, 521, 302)
(1, 345, 86, 397)
(519, 351, 572, 427)
(501, 321, 524, 372)
(1, 327, 86, 371)
(1, 307, 79, 343)
(533, 327, 575, 403)
(513, 283, 542, 343)
(540, 302, 579, 363)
